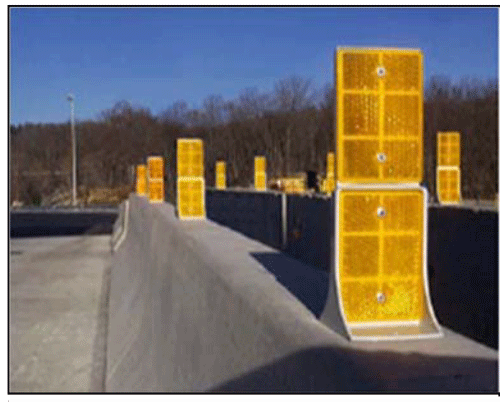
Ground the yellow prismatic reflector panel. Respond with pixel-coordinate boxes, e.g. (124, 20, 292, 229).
(336, 48, 423, 183)
(338, 189, 425, 323)
(147, 156, 164, 180)
(255, 172, 267, 191)
(148, 179, 164, 203)
(177, 178, 205, 220)
(136, 165, 147, 195)
(437, 167, 461, 204)
(437, 132, 460, 167)
(255, 156, 266, 173)
(215, 161, 226, 190)
(254, 156, 266, 190)
(177, 138, 204, 177)
(322, 177, 336, 195)
(327, 152, 335, 178)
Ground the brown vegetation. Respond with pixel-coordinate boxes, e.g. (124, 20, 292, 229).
(10, 76, 498, 205)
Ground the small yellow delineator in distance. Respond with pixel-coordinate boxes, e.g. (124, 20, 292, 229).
(437, 132, 461, 205)
(177, 138, 206, 220)
(254, 156, 267, 191)
(147, 156, 164, 203)
(136, 164, 147, 196)
(215, 160, 226, 190)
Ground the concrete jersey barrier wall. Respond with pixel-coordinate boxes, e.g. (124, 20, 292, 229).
(106, 195, 497, 392)
(206, 190, 499, 350)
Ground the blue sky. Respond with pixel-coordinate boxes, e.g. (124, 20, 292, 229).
(10, 7, 499, 125)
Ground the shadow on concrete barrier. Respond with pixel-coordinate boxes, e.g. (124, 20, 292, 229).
(106, 195, 497, 392)
(206, 190, 498, 350)
(211, 345, 496, 393)
(251, 252, 329, 318)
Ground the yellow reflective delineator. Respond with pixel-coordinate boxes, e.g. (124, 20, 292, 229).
(177, 138, 205, 219)
(437, 166, 461, 205)
(177, 177, 205, 220)
(332, 48, 441, 340)
(336, 48, 423, 183)
(146, 156, 164, 203)
(147, 156, 164, 180)
(148, 179, 164, 203)
(215, 160, 226, 190)
(136, 164, 147, 195)
(322, 177, 335, 195)
(437, 132, 460, 168)
(327, 152, 335, 178)
(339, 189, 424, 323)
(254, 156, 266, 191)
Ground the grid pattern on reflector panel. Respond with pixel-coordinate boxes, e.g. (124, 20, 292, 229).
(177, 138, 205, 219)
(336, 48, 423, 183)
(338, 189, 425, 323)
(437, 132, 460, 167)
(177, 139, 204, 177)
(148, 179, 164, 203)
(147, 156, 164, 180)
(177, 178, 205, 220)
(437, 166, 461, 205)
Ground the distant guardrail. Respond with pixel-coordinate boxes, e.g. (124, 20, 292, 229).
(10, 207, 118, 237)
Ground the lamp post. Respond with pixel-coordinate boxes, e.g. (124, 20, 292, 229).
(67, 93, 77, 207)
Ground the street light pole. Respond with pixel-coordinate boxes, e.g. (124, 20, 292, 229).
(67, 93, 77, 207)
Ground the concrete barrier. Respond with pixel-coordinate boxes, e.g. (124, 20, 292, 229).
(206, 190, 499, 350)
(106, 194, 497, 392)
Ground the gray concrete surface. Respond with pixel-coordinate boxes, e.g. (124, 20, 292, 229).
(9, 235, 112, 392)
(206, 189, 499, 350)
(106, 195, 498, 392)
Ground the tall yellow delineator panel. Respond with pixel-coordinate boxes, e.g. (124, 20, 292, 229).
(215, 160, 226, 190)
(254, 156, 267, 191)
(323, 152, 336, 195)
(333, 47, 441, 340)
(147, 156, 164, 203)
(177, 138, 206, 220)
(136, 164, 147, 196)
(437, 132, 461, 205)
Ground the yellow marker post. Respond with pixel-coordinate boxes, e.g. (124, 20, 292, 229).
(437, 132, 461, 205)
(254, 156, 266, 191)
(147, 156, 164, 203)
(333, 48, 441, 341)
(324, 152, 336, 194)
(327, 152, 335, 178)
(215, 160, 226, 190)
(136, 164, 147, 196)
(437, 166, 461, 205)
(177, 138, 205, 220)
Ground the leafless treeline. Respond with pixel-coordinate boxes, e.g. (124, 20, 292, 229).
(10, 75, 498, 205)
